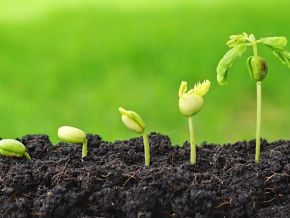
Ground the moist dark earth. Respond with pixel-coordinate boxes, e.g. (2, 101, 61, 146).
(0, 133, 289, 218)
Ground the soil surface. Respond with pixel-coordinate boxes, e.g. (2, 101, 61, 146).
(0, 133, 289, 218)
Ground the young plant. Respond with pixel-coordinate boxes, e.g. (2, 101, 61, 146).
(217, 32, 290, 162)
(57, 126, 88, 159)
(119, 107, 150, 166)
(0, 139, 31, 160)
(179, 80, 210, 164)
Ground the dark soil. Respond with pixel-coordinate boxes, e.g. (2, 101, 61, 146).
(0, 133, 289, 218)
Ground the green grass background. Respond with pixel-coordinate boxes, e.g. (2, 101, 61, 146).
(0, 0, 290, 145)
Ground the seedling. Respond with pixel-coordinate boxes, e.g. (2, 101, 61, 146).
(57, 126, 88, 159)
(179, 80, 210, 164)
(0, 139, 31, 160)
(119, 107, 150, 166)
(217, 32, 290, 162)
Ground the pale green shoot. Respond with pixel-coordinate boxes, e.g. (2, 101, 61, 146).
(0, 139, 31, 160)
(217, 32, 290, 162)
(119, 107, 150, 166)
(58, 126, 88, 159)
(179, 80, 210, 164)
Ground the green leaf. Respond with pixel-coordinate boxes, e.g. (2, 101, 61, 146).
(236, 43, 248, 56)
(261, 37, 287, 48)
(269, 47, 290, 68)
(226, 32, 248, 47)
(216, 43, 248, 85)
(216, 68, 229, 85)
(248, 34, 255, 43)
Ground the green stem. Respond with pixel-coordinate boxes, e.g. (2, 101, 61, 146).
(142, 131, 150, 166)
(255, 81, 262, 162)
(188, 116, 196, 164)
(23, 152, 31, 160)
(82, 139, 88, 159)
(253, 42, 258, 58)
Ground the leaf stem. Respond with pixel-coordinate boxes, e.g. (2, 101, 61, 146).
(256, 81, 262, 162)
(142, 131, 150, 166)
(188, 116, 196, 164)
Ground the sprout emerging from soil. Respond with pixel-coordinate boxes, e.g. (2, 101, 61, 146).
(179, 80, 210, 164)
(0, 139, 31, 160)
(57, 126, 88, 159)
(217, 32, 290, 162)
(119, 107, 150, 166)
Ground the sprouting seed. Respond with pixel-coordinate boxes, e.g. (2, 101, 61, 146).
(179, 80, 210, 164)
(119, 107, 150, 166)
(0, 139, 31, 160)
(216, 32, 290, 162)
(57, 126, 87, 159)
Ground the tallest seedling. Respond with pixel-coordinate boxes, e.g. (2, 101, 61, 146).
(217, 32, 290, 162)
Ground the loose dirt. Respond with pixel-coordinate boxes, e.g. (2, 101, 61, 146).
(0, 133, 289, 217)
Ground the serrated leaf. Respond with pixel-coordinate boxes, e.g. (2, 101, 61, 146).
(193, 80, 211, 96)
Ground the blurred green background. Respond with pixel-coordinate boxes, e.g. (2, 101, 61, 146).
(0, 0, 290, 145)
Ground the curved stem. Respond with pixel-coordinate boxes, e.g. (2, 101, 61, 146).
(142, 131, 150, 166)
(188, 116, 196, 164)
(255, 81, 262, 162)
(23, 152, 31, 160)
(82, 139, 88, 159)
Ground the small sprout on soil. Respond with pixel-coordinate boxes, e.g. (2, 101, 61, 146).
(179, 80, 210, 164)
(119, 107, 150, 166)
(57, 126, 88, 159)
(217, 32, 290, 162)
(0, 139, 31, 160)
